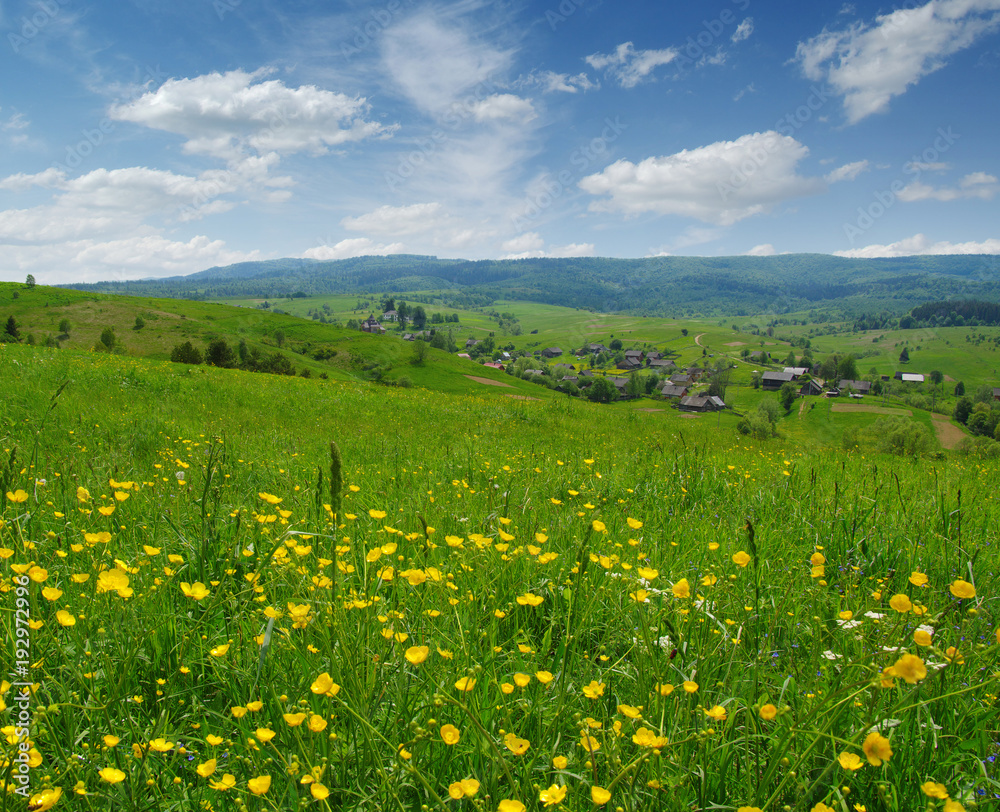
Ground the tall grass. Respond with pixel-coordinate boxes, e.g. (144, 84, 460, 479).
(0, 343, 997, 812)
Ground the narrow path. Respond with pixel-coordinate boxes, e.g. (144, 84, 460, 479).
(694, 333, 706, 347)
(930, 412, 965, 450)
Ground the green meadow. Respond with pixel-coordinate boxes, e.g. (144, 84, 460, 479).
(1, 317, 999, 812)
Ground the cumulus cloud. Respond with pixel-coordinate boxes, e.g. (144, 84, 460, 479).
(1, 234, 261, 285)
(835, 233, 1000, 257)
(341, 202, 446, 236)
(109, 68, 392, 160)
(301, 237, 405, 260)
(499, 233, 594, 259)
(732, 18, 754, 43)
(746, 243, 777, 256)
(585, 42, 679, 87)
(530, 71, 598, 93)
(469, 94, 536, 123)
(824, 160, 870, 183)
(579, 131, 824, 225)
(897, 172, 999, 201)
(795, 0, 1000, 123)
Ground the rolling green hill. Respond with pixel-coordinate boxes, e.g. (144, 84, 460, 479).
(63, 253, 1000, 317)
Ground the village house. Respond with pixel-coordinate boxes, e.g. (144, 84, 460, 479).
(838, 379, 872, 394)
(660, 383, 689, 399)
(994, 387, 1000, 401)
(900, 373, 925, 383)
(541, 347, 562, 358)
(761, 371, 795, 390)
(483, 362, 505, 371)
(361, 316, 385, 334)
(649, 359, 677, 372)
(382, 309, 399, 322)
(783, 367, 809, 379)
(799, 378, 825, 397)
(678, 395, 725, 412)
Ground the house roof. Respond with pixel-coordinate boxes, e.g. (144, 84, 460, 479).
(625, 350, 642, 357)
(649, 359, 676, 368)
(784, 367, 809, 376)
(994, 387, 1000, 397)
(762, 371, 795, 382)
(607, 377, 629, 389)
(838, 379, 871, 391)
(660, 384, 688, 397)
(901, 373, 925, 383)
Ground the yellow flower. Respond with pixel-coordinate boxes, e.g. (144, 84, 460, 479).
(732, 551, 751, 567)
(552, 756, 568, 769)
(6, 489, 28, 503)
(618, 704, 642, 719)
(909, 571, 928, 587)
(630, 589, 650, 603)
(181, 582, 210, 601)
(210, 773, 236, 791)
(637, 566, 658, 580)
(149, 738, 174, 753)
(949, 579, 976, 599)
(893, 653, 927, 684)
(683, 680, 698, 693)
(368, 509, 387, 520)
(921, 781, 949, 799)
(516, 592, 544, 606)
(283, 712, 306, 727)
(76, 486, 90, 502)
(99, 767, 126, 784)
(196, 759, 217, 777)
(210, 643, 230, 658)
(27, 787, 62, 811)
(913, 629, 933, 647)
(311, 783, 331, 799)
(627, 517, 643, 529)
(580, 733, 601, 753)
(632, 727, 668, 748)
(582, 680, 605, 699)
(440, 724, 461, 745)
(448, 778, 481, 799)
(759, 704, 777, 720)
(672, 578, 691, 599)
(256, 727, 276, 743)
(504, 733, 530, 755)
(535, 670, 554, 685)
(737, 808, 763, 812)
(248, 775, 271, 795)
(655, 683, 674, 696)
(943, 800, 966, 812)
(56, 609, 76, 627)
(513, 673, 531, 687)
(310, 672, 341, 696)
(592, 785, 612, 805)
(811, 804, 835, 812)
(837, 751, 864, 771)
(888, 593, 911, 613)
(104, 735, 120, 747)
(539, 784, 567, 807)
(498, 801, 527, 812)
(404, 646, 429, 665)
(592, 520, 606, 533)
(704, 705, 727, 721)
(454, 676, 476, 692)
(862, 731, 892, 766)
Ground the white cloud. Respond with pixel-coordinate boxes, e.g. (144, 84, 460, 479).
(906, 161, 951, 172)
(500, 236, 595, 259)
(470, 94, 536, 123)
(109, 68, 392, 161)
(341, 203, 445, 236)
(795, 0, 1000, 124)
(301, 237, 405, 260)
(585, 42, 679, 88)
(532, 71, 597, 93)
(381, 12, 512, 115)
(897, 172, 999, 201)
(747, 243, 777, 256)
(579, 131, 825, 225)
(824, 160, 870, 183)
(835, 233, 1000, 257)
(1, 234, 261, 285)
(732, 18, 754, 43)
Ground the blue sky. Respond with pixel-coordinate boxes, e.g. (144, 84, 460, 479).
(2, 0, 1000, 284)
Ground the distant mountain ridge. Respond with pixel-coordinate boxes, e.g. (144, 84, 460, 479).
(63, 253, 1000, 317)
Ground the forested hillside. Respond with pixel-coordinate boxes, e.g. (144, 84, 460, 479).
(64, 253, 1000, 317)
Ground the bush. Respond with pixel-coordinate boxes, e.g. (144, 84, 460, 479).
(170, 341, 203, 365)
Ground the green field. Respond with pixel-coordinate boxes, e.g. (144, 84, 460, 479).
(1, 311, 999, 811)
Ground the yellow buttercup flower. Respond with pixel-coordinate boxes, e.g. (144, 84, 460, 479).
(862, 731, 892, 766)
(248, 775, 271, 795)
(949, 579, 976, 599)
(440, 724, 461, 745)
(732, 551, 751, 567)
